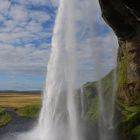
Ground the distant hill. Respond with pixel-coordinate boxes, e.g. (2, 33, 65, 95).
(0, 90, 42, 95)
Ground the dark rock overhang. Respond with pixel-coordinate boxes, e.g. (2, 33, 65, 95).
(99, 0, 140, 40)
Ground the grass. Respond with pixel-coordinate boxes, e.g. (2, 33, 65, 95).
(117, 103, 140, 123)
(132, 125, 140, 140)
(0, 109, 12, 126)
(0, 92, 42, 122)
(117, 103, 140, 140)
(83, 70, 115, 121)
(118, 56, 126, 87)
(86, 97, 99, 121)
(0, 108, 5, 114)
(16, 105, 41, 118)
(0, 93, 42, 108)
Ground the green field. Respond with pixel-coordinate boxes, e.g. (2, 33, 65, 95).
(0, 92, 42, 126)
(0, 93, 42, 108)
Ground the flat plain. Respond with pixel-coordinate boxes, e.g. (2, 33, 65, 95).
(0, 92, 42, 108)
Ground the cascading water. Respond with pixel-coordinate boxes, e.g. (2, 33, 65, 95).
(96, 58, 117, 140)
(38, 0, 81, 139)
(97, 71, 116, 140)
(15, 0, 81, 140)
(80, 87, 85, 119)
(2, 0, 118, 140)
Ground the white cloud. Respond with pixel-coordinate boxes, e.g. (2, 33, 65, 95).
(0, 0, 118, 89)
(10, 5, 28, 21)
(76, 30, 118, 84)
(0, 0, 11, 13)
(0, 14, 5, 21)
(70, 0, 118, 84)
(17, 0, 48, 5)
(0, 44, 50, 70)
(0, 1, 52, 42)
(29, 11, 51, 23)
(0, 0, 54, 90)
(16, 0, 58, 7)
(25, 20, 43, 33)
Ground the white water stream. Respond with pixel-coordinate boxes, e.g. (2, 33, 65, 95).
(2, 0, 117, 140)
(17, 0, 81, 140)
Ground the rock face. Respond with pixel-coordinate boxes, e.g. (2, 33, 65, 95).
(99, 0, 140, 105)
(98, 1, 140, 140)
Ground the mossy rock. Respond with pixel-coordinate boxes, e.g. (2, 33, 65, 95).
(117, 102, 140, 123)
(117, 56, 127, 87)
(16, 105, 41, 119)
(116, 102, 140, 140)
(86, 97, 99, 121)
(132, 125, 140, 140)
(82, 70, 115, 122)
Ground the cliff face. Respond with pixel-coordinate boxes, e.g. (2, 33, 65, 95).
(98, 0, 140, 140)
(99, 0, 140, 105)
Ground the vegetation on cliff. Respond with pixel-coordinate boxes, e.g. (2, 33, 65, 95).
(82, 70, 115, 121)
(117, 102, 140, 140)
(98, 0, 140, 139)
(82, 67, 140, 140)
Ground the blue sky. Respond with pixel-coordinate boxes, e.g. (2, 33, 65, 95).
(0, 0, 118, 91)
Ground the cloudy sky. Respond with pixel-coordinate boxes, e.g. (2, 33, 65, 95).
(0, 0, 118, 91)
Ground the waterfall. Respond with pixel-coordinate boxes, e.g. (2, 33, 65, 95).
(80, 87, 85, 119)
(109, 69, 117, 129)
(97, 67, 117, 140)
(2, 0, 118, 140)
(15, 0, 81, 140)
(37, 0, 81, 139)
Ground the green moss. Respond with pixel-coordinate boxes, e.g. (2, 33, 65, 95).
(116, 102, 140, 140)
(132, 125, 140, 140)
(0, 108, 5, 114)
(86, 97, 99, 121)
(0, 112, 12, 126)
(83, 70, 115, 122)
(118, 56, 127, 87)
(16, 105, 41, 118)
(118, 105, 140, 123)
(83, 81, 97, 98)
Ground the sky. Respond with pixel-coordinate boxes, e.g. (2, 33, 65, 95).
(0, 0, 118, 91)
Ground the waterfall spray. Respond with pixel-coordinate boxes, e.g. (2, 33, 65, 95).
(1, 0, 118, 140)
(80, 87, 85, 118)
(38, 0, 81, 139)
(97, 62, 117, 140)
(14, 0, 81, 140)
